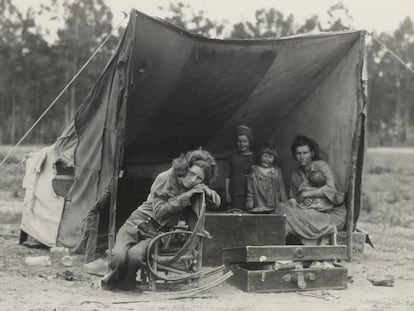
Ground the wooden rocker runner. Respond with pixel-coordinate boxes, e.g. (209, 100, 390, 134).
(144, 193, 230, 292)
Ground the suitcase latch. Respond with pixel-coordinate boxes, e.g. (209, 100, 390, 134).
(293, 247, 304, 259)
(283, 272, 316, 289)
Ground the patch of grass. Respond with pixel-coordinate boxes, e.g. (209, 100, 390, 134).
(0, 211, 22, 224)
(0, 164, 26, 198)
(364, 148, 414, 175)
(360, 148, 414, 228)
(0, 145, 46, 198)
(368, 166, 391, 174)
(0, 145, 45, 164)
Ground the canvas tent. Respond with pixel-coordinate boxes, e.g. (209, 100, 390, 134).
(20, 10, 367, 258)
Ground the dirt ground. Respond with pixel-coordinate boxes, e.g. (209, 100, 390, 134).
(0, 148, 413, 311)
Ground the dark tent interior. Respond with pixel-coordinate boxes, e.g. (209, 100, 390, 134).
(108, 12, 366, 238)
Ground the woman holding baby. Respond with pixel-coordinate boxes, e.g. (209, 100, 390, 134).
(282, 135, 347, 244)
(243, 134, 346, 244)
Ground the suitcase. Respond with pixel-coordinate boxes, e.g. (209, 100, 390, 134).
(202, 213, 286, 266)
(224, 245, 348, 293)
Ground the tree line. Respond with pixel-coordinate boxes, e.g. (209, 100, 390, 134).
(1, 0, 413, 146)
(0, 0, 117, 144)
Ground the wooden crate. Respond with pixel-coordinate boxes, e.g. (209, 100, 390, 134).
(224, 245, 348, 293)
(202, 213, 286, 266)
(336, 232, 366, 258)
(229, 264, 348, 293)
(224, 245, 348, 263)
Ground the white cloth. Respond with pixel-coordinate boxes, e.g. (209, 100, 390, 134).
(20, 145, 65, 247)
(22, 147, 48, 210)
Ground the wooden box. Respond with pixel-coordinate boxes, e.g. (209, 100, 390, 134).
(202, 213, 286, 266)
(230, 263, 348, 293)
(224, 245, 348, 293)
(223, 245, 348, 263)
(336, 232, 366, 259)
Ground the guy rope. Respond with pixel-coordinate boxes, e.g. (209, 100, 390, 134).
(0, 12, 128, 171)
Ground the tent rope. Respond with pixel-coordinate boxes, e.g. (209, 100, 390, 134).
(0, 159, 25, 174)
(0, 12, 128, 171)
(370, 32, 414, 76)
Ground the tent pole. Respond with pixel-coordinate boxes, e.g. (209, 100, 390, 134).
(347, 112, 364, 261)
(108, 104, 127, 251)
(108, 167, 120, 251)
(346, 173, 355, 261)
(108, 11, 134, 251)
(346, 33, 367, 261)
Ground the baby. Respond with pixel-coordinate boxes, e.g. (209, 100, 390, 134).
(297, 170, 333, 211)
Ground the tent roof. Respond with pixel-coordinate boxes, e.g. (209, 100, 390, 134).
(120, 10, 364, 164)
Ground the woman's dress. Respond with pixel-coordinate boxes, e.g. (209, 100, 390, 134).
(281, 160, 346, 244)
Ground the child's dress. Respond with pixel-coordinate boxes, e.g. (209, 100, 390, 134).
(225, 152, 255, 211)
(245, 165, 287, 211)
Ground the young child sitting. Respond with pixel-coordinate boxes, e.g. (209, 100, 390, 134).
(245, 144, 287, 213)
(224, 125, 255, 211)
(297, 170, 333, 211)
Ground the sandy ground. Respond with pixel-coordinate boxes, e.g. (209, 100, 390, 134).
(0, 148, 413, 311)
(1, 220, 414, 311)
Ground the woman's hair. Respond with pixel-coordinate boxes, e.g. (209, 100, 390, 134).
(290, 135, 321, 161)
(172, 149, 217, 184)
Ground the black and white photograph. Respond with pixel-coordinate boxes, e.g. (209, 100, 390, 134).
(0, 0, 413, 310)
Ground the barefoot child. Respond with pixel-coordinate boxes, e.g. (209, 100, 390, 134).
(245, 144, 287, 212)
(224, 125, 255, 211)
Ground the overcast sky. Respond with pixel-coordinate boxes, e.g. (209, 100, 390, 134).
(13, 0, 414, 35)
(105, 0, 413, 34)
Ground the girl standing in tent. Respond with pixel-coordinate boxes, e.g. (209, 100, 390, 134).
(245, 143, 287, 213)
(282, 135, 346, 244)
(101, 150, 221, 291)
(224, 125, 255, 212)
